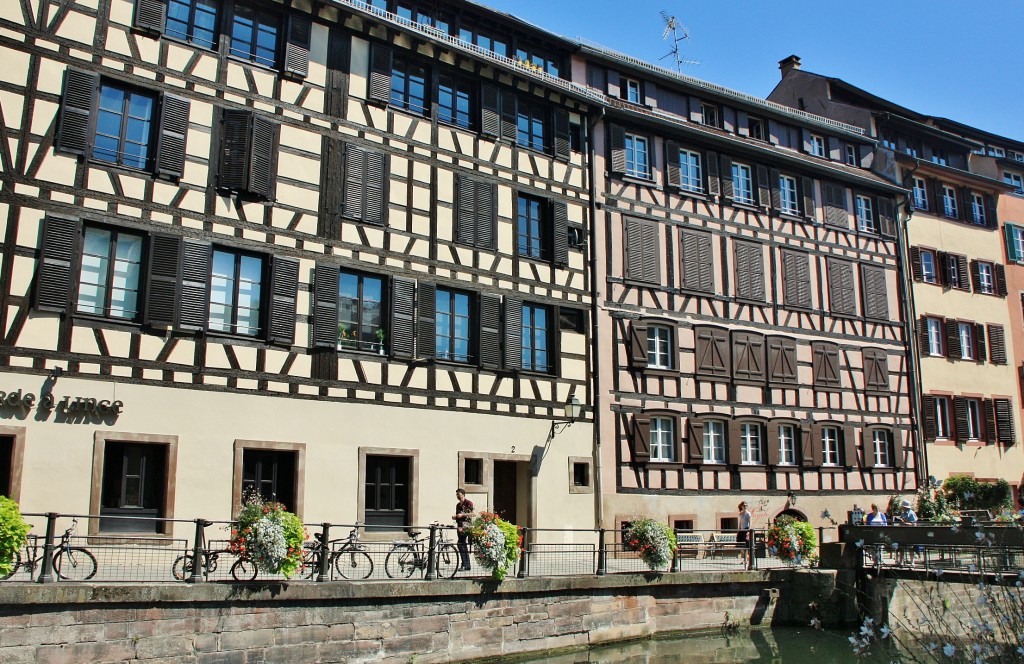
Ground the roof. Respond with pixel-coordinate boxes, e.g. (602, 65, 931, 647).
(930, 117, 1024, 152)
(875, 113, 981, 150)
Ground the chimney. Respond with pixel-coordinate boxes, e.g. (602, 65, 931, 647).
(778, 55, 802, 79)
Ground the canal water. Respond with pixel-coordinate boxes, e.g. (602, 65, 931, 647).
(519, 627, 889, 663)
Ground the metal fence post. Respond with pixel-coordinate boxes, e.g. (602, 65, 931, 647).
(517, 527, 529, 579)
(425, 524, 437, 580)
(748, 530, 755, 570)
(596, 528, 607, 576)
(670, 530, 679, 572)
(35, 512, 58, 584)
(187, 519, 212, 584)
(316, 523, 331, 583)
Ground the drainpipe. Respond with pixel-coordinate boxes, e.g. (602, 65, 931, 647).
(586, 106, 606, 529)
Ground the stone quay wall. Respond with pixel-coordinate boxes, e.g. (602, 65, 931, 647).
(0, 570, 843, 663)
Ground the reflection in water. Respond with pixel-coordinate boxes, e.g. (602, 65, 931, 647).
(521, 627, 877, 663)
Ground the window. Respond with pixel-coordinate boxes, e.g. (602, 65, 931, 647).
(209, 249, 263, 336)
(521, 303, 550, 373)
(1005, 172, 1024, 194)
(364, 455, 410, 530)
(516, 101, 547, 152)
(845, 144, 857, 166)
(242, 448, 297, 511)
(464, 458, 482, 485)
(647, 325, 672, 369)
(650, 417, 676, 463)
(572, 462, 590, 488)
(166, 0, 218, 48)
(810, 134, 825, 157)
(1009, 225, 1024, 262)
(218, 109, 278, 199)
(76, 226, 143, 320)
(822, 426, 840, 466)
(740, 423, 762, 465)
(338, 270, 385, 353)
(989, 146, 1006, 158)
(926, 318, 944, 356)
(977, 262, 994, 294)
(458, 27, 507, 57)
(881, 132, 897, 150)
(623, 78, 641, 104)
(342, 145, 386, 224)
(95, 83, 156, 170)
(389, 56, 428, 115)
(517, 195, 549, 260)
(749, 117, 766, 141)
(935, 396, 951, 439)
(945, 253, 963, 289)
(856, 195, 875, 233)
(932, 149, 948, 166)
(1012, 151, 1024, 163)
(970, 193, 986, 225)
(912, 177, 928, 210)
(958, 322, 975, 360)
(229, 4, 280, 68)
(942, 186, 958, 218)
(966, 399, 982, 440)
(700, 102, 719, 128)
(438, 75, 474, 128)
(514, 46, 559, 76)
(703, 420, 725, 463)
(732, 162, 754, 204)
(920, 249, 937, 284)
(625, 133, 649, 178)
(872, 430, 891, 467)
(99, 442, 168, 533)
(779, 174, 799, 215)
(456, 177, 496, 249)
(904, 140, 920, 158)
(678, 149, 703, 193)
(778, 425, 796, 466)
(434, 288, 471, 363)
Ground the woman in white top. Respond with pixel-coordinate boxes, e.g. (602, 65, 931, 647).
(737, 501, 752, 568)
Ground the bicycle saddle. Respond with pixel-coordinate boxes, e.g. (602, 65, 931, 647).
(406, 530, 421, 538)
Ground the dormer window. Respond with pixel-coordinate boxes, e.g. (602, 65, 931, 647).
(932, 148, 948, 166)
(810, 134, 825, 157)
(623, 77, 641, 104)
(701, 102, 720, 128)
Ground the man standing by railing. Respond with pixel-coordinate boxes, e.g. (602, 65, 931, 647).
(452, 489, 475, 572)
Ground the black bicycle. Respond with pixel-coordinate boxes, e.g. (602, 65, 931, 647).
(299, 524, 374, 580)
(384, 523, 460, 579)
(171, 530, 257, 581)
(1, 518, 97, 581)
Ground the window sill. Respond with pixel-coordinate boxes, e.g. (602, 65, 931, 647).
(205, 331, 268, 348)
(737, 464, 765, 471)
(820, 465, 845, 473)
(226, 53, 281, 75)
(73, 313, 141, 331)
(694, 373, 729, 382)
(730, 200, 761, 212)
(87, 159, 154, 178)
(619, 174, 657, 186)
(774, 465, 800, 472)
(674, 186, 708, 200)
(777, 211, 803, 222)
(647, 462, 683, 470)
(642, 367, 679, 378)
(162, 34, 217, 54)
(868, 466, 896, 473)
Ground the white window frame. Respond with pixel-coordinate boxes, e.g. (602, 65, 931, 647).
(912, 177, 928, 210)
(966, 399, 981, 440)
(946, 254, 960, 288)
(920, 250, 936, 284)
(703, 420, 726, 464)
(810, 134, 825, 157)
(1013, 226, 1024, 262)
(822, 426, 840, 466)
(700, 102, 719, 128)
(978, 262, 994, 294)
(732, 163, 754, 205)
(856, 195, 875, 232)
(779, 174, 799, 215)
(625, 133, 649, 179)
(942, 186, 958, 218)
(935, 397, 950, 439)
(740, 423, 762, 465)
(647, 325, 672, 370)
(650, 416, 676, 463)
(932, 149, 948, 166)
(623, 77, 641, 104)
(679, 149, 703, 193)
(1013, 151, 1024, 163)
(990, 146, 1006, 158)
(971, 193, 986, 225)
(958, 322, 974, 360)
(872, 430, 890, 467)
(845, 144, 857, 166)
(927, 318, 944, 356)
(778, 425, 796, 466)
(1005, 172, 1024, 194)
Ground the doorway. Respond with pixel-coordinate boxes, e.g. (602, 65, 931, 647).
(0, 436, 12, 497)
(492, 460, 530, 526)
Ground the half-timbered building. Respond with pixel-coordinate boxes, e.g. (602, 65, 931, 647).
(582, 48, 919, 534)
(0, 0, 597, 537)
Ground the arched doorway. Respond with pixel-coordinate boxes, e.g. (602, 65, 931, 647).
(776, 508, 807, 522)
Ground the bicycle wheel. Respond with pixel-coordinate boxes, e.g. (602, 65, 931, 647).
(300, 551, 322, 580)
(1, 549, 21, 580)
(384, 547, 419, 579)
(435, 544, 460, 579)
(53, 548, 97, 581)
(171, 554, 195, 581)
(334, 548, 374, 580)
(230, 558, 258, 581)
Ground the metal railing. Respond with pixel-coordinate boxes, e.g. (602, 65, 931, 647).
(843, 523, 1024, 576)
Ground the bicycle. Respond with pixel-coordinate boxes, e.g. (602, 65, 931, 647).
(299, 524, 374, 580)
(1, 518, 97, 581)
(384, 523, 460, 579)
(171, 527, 257, 581)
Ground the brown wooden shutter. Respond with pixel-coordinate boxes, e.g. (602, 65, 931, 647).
(801, 177, 815, 219)
(553, 109, 571, 160)
(248, 116, 277, 199)
(610, 125, 626, 174)
(842, 425, 857, 468)
(177, 239, 211, 331)
(363, 150, 386, 225)
(390, 277, 415, 360)
(756, 165, 771, 207)
(34, 215, 80, 313)
(56, 68, 98, 157)
(970, 259, 982, 292)
(727, 419, 741, 465)
(456, 176, 476, 246)
(312, 262, 339, 348)
(862, 265, 888, 321)
(720, 155, 733, 200)
(937, 252, 951, 287)
(500, 93, 516, 142)
(480, 85, 500, 137)
(918, 317, 931, 357)
(984, 399, 996, 444)
(945, 318, 961, 359)
(922, 396, 937, 442)
(809, 424, 823, 466)
(624, 218, 643, 282)
(782, 250, 810, 308)
(955, 255, 969, 290)
(632, 416, 651, 463)
(478, 182, 495, 250)
(665, 141, 681, 187)
(283, 12, 312, 79)
(985, 194, 999, 228)
(155, 94, 189, 179)
(144, 233, 181, 326)
(503, 297, 523, 370)
(827, 258, 856, 316)
(219, 109, 252, 191)
(877, 197, 896, 238)
(890, 432, 904, 469)
(975, 323, 987, 362)
(732, 332, 765, 383)
(910, 247, 923, 281)
(552, 201, 568, 267)
(695, 327, 730, 379)
(706, 151, 720, 196)
(267, 256, 298, 345)
(342, 144, 364, 219)
(812, 343, 841, 388)
(995, 399, 1015, 444)
(368, 42, 392, 104)
(767, 336, 797, 384)
(478, 294, 501, 370)
(629, 323, 648, 369)
(823, 183, 848, 228)
(766, 422, 781, 466)
(735, 242, 765, 301)
(988, 325, 1007, 365)
(133, 0, 167, 33)
(769, 168, 782, 210)
(416, 282, 436, 360)
(954, 396, 969, 442)
(995, 264, 1008, 296)
(687, 419, 704, 463)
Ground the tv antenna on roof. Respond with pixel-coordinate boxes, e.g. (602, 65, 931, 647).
(659, 11, 701, 72)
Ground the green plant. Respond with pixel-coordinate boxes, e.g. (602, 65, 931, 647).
(375, 327, 386, 343)
(941, 476, 1012, 514)
(622, 517, 677, 571)
(229, 491, 306, 578)
(916, 485, 955, 522)
(765, 515, 816, 565)
(0, 497, 30, 577)
(468, 512, 521, 581)
(337, 324, 351, 343)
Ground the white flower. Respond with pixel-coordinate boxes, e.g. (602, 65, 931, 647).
(933, 568, 945, 578)
(860, 624, 873, 637)
(880, 626, 891, 639)
(855, 539, 864, 549)
(943, 644, 955, 657)
(891, 542, 899, 550)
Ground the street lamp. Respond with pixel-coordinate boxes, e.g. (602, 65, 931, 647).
(549, 395, 583, 439)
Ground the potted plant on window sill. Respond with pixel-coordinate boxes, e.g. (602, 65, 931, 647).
(374, 328, 386, 356)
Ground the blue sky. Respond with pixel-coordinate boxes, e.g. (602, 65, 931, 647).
(479, 0, 1024, 142)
